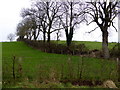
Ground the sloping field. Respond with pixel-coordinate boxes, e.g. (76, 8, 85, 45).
(57, 41, 116, 50)
(2, 41, 118, 88)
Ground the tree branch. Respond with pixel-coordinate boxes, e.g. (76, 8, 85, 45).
(50, 27, 65, 33)
(112, 22, 117, 32)
(86, 27, 99, 34)
(86, 20, 94, 25)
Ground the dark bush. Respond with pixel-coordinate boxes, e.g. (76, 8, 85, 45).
(68, 43, 89, 55)
(23, 39, 89, 55)
(110, 43, 120, 58)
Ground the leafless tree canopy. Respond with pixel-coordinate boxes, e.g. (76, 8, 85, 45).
(17, 0, 85, 43)
(7, 33, 15, 41)
(84, 0, 120, 58)
(16, 0, 120, 58)
(57, 1, 85, 46)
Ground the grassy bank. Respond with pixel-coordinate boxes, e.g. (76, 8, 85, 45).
(56, 40, 116, 50)
(2, 41, 118, 88)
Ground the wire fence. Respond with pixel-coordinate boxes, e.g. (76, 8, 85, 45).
(2, 56, 119, 83)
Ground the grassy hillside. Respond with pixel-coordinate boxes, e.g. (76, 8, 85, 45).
(56, 41, 116, 50)
(2, 41, 118, 88)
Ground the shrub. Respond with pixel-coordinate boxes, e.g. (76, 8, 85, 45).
(23, 39, 89, 55)
(110, 44, 120, 58)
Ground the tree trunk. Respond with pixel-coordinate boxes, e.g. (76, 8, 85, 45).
(69, 27, 73, 44)
(26, 35, 29, 39)
(47, 32, 50, 42)
(66, 27, 73, 47)
(47, 22, 52, 42)
(67, 35, 72, 47)
(67, 38, 71, 47)
(65, 28, 69, 46)
(29, 34, 33, 40)
(33, 30, 37, 41)
(56, 32, 59, 41)
(43, 31, 46, 42)
(36, 30, 40, 41)
(18, 36, 24, 41)
(102, 30, 110, 59)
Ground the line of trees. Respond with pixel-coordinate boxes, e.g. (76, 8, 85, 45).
(17, 0, 85, 44)
(16, 0, 120, 59)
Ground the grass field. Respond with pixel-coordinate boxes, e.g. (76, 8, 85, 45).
(2, 41, 118, 88)
(56, 40, 116, 50)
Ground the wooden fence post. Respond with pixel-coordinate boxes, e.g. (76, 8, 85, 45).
(13, 56, 16, 80)
(118, 43, 120, 82)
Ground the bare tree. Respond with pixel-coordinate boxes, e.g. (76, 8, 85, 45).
(21, 1, 62, 42)
(16, 21, 27, 40)
(59, 1, 85, 46)
(84, 0, 120, 58)
(16, 17, 37, 40)
(56, 30, 61, 41)
(33, 2, 48, 42)
(21, 9, 40, 41)
(7, 33, 15, 41)
(40, 1, 62, 42)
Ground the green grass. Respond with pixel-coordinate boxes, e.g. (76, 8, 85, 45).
(2, 41, 118, 88)
(56, 40, 116, 50)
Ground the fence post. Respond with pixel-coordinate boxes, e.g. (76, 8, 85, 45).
(13, 56, 16, 80)
(117, 57, 120, 82)
(79, 56, 84, 80)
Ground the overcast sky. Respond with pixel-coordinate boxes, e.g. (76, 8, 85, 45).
(0, 0, 118, 42)
(0, 0, 31, 42)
